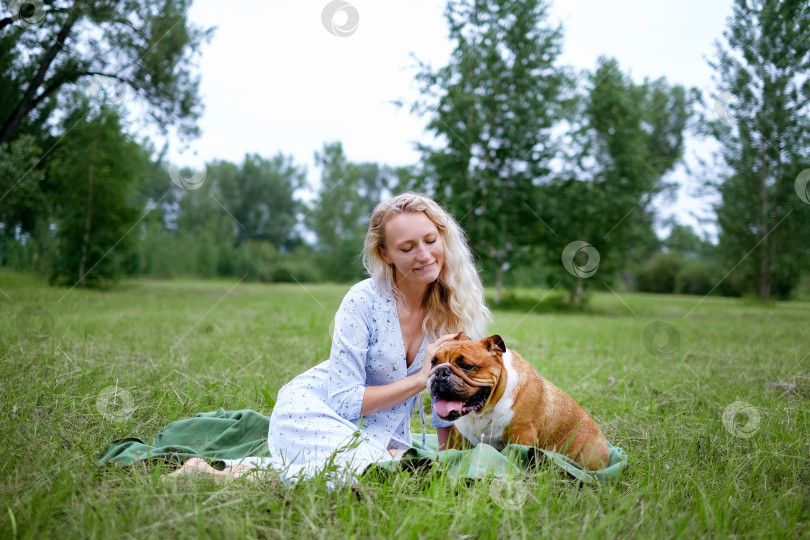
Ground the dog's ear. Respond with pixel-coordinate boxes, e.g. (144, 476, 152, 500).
(454, 332, 472, 341)
(483, 334, 506, 354)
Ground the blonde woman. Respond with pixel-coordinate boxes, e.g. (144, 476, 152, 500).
(174, 193, 490, 482)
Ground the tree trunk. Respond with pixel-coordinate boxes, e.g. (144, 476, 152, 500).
(78, 163, 95, 286)
(758, 160, 771, 301)
(0, 8, 78, 143)
(573, 277, 584, 307)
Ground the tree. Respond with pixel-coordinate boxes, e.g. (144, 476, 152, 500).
(209, 154, 305, 250)
(0, 135, 45, 267)
(308, 142, 391, 282)
(662, 222, 714, 260)
(0, 0, 212, 144)
(415, 0, 568, 302)
(706, 0, 810, 300)
(47, 105, 150, 287)
(0, 0, 212, 273)
(538, 58, 693, 305)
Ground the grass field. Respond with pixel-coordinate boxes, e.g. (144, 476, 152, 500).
(1, 270, 808, 539)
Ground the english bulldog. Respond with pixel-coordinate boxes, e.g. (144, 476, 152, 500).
(428, 333, 609, 470)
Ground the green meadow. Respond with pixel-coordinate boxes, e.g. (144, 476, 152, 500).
(1, 270, 808, 539)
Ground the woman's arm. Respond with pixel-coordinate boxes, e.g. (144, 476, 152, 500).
(360, 372, 427, 416)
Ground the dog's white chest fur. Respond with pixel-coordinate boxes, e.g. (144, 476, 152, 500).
(454, 349, 518, 450)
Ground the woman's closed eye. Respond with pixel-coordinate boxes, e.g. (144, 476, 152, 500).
(401, 238, 437, 252)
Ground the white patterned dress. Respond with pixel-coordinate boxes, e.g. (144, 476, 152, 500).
(223, 278, 451, 482)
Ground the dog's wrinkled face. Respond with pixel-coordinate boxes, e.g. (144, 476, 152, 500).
(428, 333, 506, 421)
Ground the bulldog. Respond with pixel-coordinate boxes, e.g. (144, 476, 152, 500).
(428, 333, 609, 471)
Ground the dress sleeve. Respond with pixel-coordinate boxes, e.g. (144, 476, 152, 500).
(327, 285, 372, 420)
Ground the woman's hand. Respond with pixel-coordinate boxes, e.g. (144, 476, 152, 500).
(361, 332, 461, 417)
(419, 333, 460, 387)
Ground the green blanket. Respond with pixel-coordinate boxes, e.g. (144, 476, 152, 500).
(98, 408, 271, 467)
(99, 408, 628, 483)
(392, 432, 627, 484)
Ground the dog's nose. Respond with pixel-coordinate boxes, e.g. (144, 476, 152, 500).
(435, 366, 452, 381)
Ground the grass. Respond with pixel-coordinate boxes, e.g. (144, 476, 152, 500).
(0, 269, 808, 539)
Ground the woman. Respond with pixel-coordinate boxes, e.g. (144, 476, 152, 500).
(172, 193, 490, 483)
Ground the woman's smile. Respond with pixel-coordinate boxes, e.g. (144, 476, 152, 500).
(380, 211, 445, 288)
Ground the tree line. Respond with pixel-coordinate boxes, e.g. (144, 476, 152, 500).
(1, 0, 808, 303)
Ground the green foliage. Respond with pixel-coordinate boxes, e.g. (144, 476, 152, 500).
(675, 259, 716, 296)
(0, 0, 213, 144)
(416, 0, 569, 301)
(47, 106, 150, 288)
(635, 252, 684, 294)
(136, 217, 181, 278)
(662, 223, 713, 260)
(3, 0, 805, 305)
(715, 266, 751, 298)
(127, 152, 306, 283)
(635, 224, 719, 296)
(273, 245, 325, 283)
(307, 142, 391, 283)
(705, 0, 810, 300)
(0, 135, 45, 252)
(539, 58, 694, 305)
(413, 3, 698, 306)
(484, 287, 571, 313)
(209, 154, 305, 250)
(793, 274, 810, 301)
(0, 0, 212, 285)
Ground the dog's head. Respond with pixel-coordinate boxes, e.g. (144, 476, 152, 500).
(428, 333, 507, 421)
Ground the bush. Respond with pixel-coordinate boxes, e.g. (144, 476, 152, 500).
(634, 252, 683, 293)
(231, 242, 325, 283)
(675, 260, 715, 295)
(715, 266, 749, 297)
(791, 274, 810, 301)
(269, 246, 324, 283)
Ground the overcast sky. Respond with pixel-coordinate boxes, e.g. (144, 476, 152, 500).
(167, 0, 735, 239)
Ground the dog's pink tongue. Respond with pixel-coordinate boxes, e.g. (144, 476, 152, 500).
(433, 399, 464, 417)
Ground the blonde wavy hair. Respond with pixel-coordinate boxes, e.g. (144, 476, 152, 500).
(363, 192, 491, 340)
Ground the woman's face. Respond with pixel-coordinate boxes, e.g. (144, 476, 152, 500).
(380, 211, 444, 287)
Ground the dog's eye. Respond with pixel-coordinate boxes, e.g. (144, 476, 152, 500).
(431, 358, 438, 366)
(455, 357, 475, 371)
